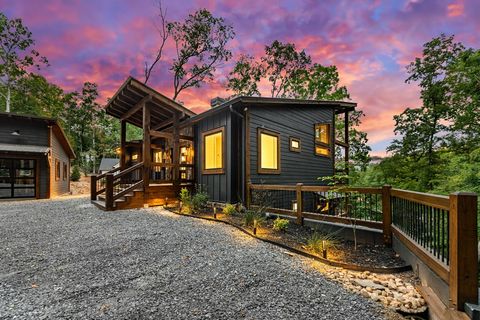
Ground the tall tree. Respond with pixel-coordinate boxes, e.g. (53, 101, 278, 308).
(388, 34, 464, 189)
(226, 54, 263, 97)
(262, 40, 311, 98)
(168, 9, 235, 100)
(447, 48, 480, 152)
(0, 13, 48, 112)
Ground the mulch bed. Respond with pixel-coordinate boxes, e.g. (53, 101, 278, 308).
(171, 206, 408, 270)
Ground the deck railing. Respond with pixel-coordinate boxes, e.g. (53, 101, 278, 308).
(247, 183, 478, 311)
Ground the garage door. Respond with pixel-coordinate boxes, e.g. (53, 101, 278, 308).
(0, 159, 36, 198)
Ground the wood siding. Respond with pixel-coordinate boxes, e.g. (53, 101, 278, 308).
(195, 109, 233, 203)
(248, 104, 334, 185)
(50, 129, 70, 197)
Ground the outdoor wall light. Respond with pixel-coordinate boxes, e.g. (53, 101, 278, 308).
(11, 130, 20, 136)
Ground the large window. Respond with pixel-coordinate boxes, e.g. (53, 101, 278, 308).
(202, 127, 224, 174)
(258, 129, 280, 174)
(314, 123, 331, 157)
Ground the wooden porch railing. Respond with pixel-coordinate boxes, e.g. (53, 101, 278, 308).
(247, 183, 478, 311)
(91, 162, 144, 210)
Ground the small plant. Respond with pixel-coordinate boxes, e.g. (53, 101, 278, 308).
(190, 185, 209, 213)
(306, 231, 339, 255)
(179, 188, 192, 213)
(222, 203, 236, 215)
(272, 218, 289, 232)
(243, 210, 265, 227)
(71, 165, 81, 182)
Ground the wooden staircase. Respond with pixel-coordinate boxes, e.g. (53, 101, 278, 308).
(91, 163, 144, 211)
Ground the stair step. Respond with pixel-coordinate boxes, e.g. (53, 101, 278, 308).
(92, 200, 106, 210)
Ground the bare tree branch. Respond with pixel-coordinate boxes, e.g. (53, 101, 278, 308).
(144, 0, 168, 84)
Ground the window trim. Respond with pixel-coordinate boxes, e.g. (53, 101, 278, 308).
(289, 137, 301, 152)
(257, 128, 281, 174)
(201, 126, 225, 175)
(55, 159, 60, 181)
(314, 123, 332, 158)
(63, 162, 68, 181)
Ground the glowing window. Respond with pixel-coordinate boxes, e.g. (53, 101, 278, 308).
(203, 128, 224, 173)
(315, 123, 331, 157)
(258, 129, 280, 174)
(315, 124, 330, 145)
(315, 145, 330, 157)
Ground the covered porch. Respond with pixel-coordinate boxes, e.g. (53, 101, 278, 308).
(91, 77, 196, 210)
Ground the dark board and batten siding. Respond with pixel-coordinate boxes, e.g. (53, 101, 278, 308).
(195, 109, 232, 203)
(0, 117, 48, 146)
(248, 104, 334, 185)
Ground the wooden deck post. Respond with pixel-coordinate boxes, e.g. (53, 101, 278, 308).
(90, 175, 97, 200)
(246, 181, 251, 209)
(382, 185, 392, 246)
(142, 103, 151, 200)
(105, 173, 114, 210)
(172, 112, 180, 195)
(296, 183, 304, 225)
(448, 192, 478, 310)
(120, 120, 126, 170)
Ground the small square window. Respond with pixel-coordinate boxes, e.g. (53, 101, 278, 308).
(289, 137, 301, 152)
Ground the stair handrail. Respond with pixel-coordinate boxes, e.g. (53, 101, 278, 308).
(113, 162, 144, 179)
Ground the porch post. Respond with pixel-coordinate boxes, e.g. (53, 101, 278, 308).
(344, 111, 349, 176)
(143, 103, 151, 197)
(172, 112, 180, 195)
(120, 120, 126, 170)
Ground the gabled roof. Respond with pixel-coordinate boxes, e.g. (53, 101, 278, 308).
(0, 112, 76, 159)
(105, 77, 196, 129)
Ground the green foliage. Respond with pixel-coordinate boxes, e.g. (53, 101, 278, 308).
(272, 218, 289, 232)
(70, 165, 81, 182)
(179, 188, 192, 213)
(306, 231, 339, 255)
(226, 54, 263, 97)
(0, 12, 48, 112)
(243, 210, 265, 227)
(191, 191, 209, 213)
(222, 203, 236, 215)
(167, 9, 235, 100)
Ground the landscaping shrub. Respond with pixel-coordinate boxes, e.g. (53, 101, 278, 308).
(272, 217, 289, 232)
(71, 165, 81, 182)
(243, 210, 265, 227)
(222, 203, 236, 215)
(191, 185, 209, 213)
(306, 231, 339, 255)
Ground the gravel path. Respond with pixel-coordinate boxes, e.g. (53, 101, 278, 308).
(0, 196, 401, 319)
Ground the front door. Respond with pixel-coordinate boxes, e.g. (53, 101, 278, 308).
(0, 158, 36, 199)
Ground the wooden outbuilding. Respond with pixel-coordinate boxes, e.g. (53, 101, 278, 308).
(0, 112, 75, 199)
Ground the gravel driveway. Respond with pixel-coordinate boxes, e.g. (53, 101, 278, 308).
(0, 196, 401, 319)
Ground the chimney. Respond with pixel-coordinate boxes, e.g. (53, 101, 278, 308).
(210, 97, 225, 108)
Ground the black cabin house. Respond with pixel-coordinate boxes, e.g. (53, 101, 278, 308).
(0, 112, 76, 199)
(91, 77, 355, 210)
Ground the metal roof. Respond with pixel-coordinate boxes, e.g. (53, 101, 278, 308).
(98, 158, 119, 171)
(0, 143, 49, 154)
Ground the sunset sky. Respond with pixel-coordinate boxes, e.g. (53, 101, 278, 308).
(1, 0, 479, 156)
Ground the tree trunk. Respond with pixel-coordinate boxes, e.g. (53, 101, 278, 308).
(6, 86, 11, 113)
